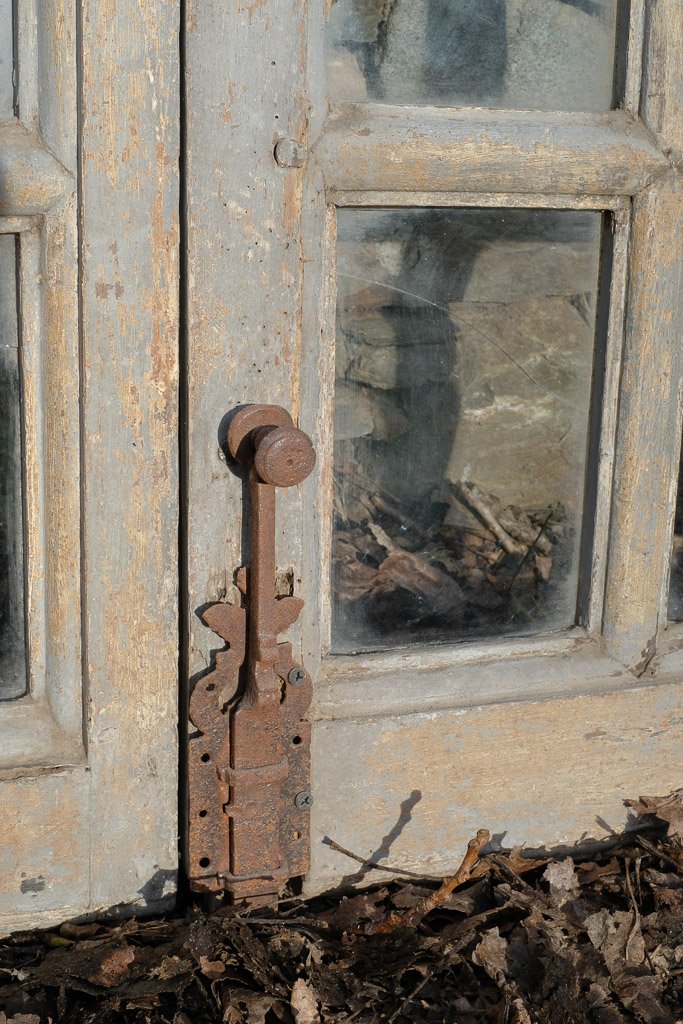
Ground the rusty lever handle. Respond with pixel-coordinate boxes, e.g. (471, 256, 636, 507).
(228, 407, 315, 696)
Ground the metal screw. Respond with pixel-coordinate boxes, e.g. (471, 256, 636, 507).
(288, 666, 306, 686)
(294, 791, 313, 810)
(274, 138, 307, 169)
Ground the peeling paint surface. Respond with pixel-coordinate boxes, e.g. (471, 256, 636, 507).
(185, 0, 310, 681)
(307, 681, 683, 893)
(2, 0, 682, 934)
(0, 0, 179, 935)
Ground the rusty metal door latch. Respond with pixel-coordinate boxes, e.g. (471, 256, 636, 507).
(188, 405, 316, 904)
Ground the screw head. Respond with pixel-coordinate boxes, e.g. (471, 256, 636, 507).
(294, 791, 313, 810)
(288, 667, 306, 687)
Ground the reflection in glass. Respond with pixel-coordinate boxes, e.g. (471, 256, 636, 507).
(332, 209, 602, 653)
(0, 236, 26, 698)
(327, 0, 618, 112)
(668, 445, 683, 621)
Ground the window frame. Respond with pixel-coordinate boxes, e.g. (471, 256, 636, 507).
(297, 0, 683, 698)
(0, 2, 81, 765)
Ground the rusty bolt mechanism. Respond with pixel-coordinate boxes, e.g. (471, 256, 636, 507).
(188, 405, 316, 904)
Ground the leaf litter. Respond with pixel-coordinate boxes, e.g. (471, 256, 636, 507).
(1, 791, 681, 1024)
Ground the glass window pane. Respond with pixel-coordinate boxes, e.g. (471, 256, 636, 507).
(0, 235, 26, 698)
(327, 0, 618, 112)
(668, 442, 683, 622)
(332, 208, 602, 653)
(0, 0, 15, 117)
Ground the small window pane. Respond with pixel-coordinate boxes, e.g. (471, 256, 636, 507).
(0, 0, 15, 117)
(332, 208, 602, 653)
(0, 235, 26, 699)
(668, 443, 683, 622)
(327, 0, 619, 112)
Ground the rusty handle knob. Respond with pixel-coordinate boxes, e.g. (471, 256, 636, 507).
(252, 424, 316, 487)
(227, 405, 316, 487)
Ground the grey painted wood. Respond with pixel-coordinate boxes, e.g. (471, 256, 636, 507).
(0, 0, 179, 934)
(0, 0, 13, 117)
(80, 0, 179, 913)
(317, 106, 671, 197)
(307, 678, 683, 894)
(640, 0, 683, 160)
(602, 175, 683, 670)
(179, 0, 683, 903)
(601, 0, 683, 670)
(185, 0, 311, 682)
(181, 0, 683, 900)
(0, 123, 75, 215)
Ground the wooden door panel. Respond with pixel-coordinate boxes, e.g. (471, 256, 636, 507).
(184, 0, 682, 899)
(0, 0, 179, 934)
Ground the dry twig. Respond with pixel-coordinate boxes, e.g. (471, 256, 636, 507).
(453, 482, 526, 557)
(369, 829, 491, 934)
(323, 837, 441, 880)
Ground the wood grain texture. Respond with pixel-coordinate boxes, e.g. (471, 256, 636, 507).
(185, 0, 311, 681)
(80, 0, 180, 912)
(0, 769, 90, 928)
(306, 678, 683, 894)
(640, 0, 683, 161)
(300, 0, 683, 896)
(586, 207, 630, 634)
(329, 191, 630, 210)
(0, 0, 86, 934)
(0, 0, 12, 117)
(0, 123, 75, 215)
(2, 0, 180, 932)
(602, 2, 682, 669)
(317, 105, 671, 197)
(313, 636, 634, 721)
(602, 175, 683, 670)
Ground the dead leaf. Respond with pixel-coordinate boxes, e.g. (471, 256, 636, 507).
(472, 928, 508, 981)
(610, 970, 671, 1023)
(584, 909, 645, 971)
(43, 933, 73, 948)
(626, 790, 683, 838)
(322, 890, 388, 932)
(290, 978, 321, 1024)
(82, 944, 136, 987)
(510, 998, 533, 1024)
(199, 954, 226, 980)
(222, 991, 278, 1024)
(369, 548, 465, 618)
(578, 857, 621, 885)
(1, 790, 681, 1024)
(586, 983, 627, 1023)
(543, 857, 579, 901)
(150, 954, 194, 981)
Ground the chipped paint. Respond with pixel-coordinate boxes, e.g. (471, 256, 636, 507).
(318, 107, 672, 197)
(307, 681, 683, 893)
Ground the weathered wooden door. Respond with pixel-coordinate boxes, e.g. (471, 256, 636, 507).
(0, 1, 179, 932)
(185, 0, 683, 895)
(2, 0, 682, 935)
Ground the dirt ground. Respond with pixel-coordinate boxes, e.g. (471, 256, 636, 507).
(1, 791, 681, 1024)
